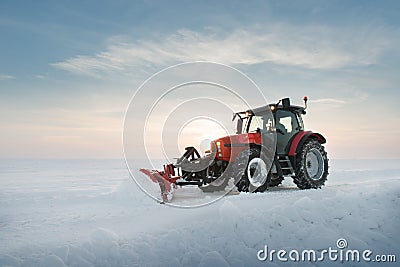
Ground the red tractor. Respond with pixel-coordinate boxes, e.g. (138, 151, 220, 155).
(141, 97, 329, 202)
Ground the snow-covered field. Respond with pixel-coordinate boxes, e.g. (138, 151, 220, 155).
(0, 159, 399, 266)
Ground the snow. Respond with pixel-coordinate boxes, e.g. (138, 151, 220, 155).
(0, 159, 399, 266)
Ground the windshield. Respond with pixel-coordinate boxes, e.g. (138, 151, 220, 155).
(247, 115, 263, 132)
(246, 115, 274, 133)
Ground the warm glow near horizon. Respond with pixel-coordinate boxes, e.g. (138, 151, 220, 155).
(1, 1, 399, 159)
(177, 118, 231, 155)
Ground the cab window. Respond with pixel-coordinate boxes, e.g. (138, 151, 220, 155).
(276, 110, 301, 134)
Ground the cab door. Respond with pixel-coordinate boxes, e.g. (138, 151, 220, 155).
(276, 110, 302, 155)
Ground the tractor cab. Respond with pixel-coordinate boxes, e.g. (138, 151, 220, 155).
(272, 98, 306, 155)
(233, 97, 307, 155)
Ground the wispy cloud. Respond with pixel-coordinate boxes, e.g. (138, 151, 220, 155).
(311, 98, 347, 105)
(35, 75, 46, 80)
(0, 74, 15, 80)
(311, 89, 369, 107)
(52, 23, 394, 78)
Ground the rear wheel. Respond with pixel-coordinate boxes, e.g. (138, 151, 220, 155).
(293, 140, 328, 189)
(235, 148, 270, 192)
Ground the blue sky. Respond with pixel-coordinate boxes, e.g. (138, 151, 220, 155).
(1, 0, 399, 158)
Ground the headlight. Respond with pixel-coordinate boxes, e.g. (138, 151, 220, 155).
(216, 141, 221, 152)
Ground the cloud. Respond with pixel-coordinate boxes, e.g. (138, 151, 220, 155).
(310, 90, 369, 107)
(311, 98, 347, 105)
(0, 74, 15, 80)
(52, 24, 394, 77)
(35, 75, 46, 79)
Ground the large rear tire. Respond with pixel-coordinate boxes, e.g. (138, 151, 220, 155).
(293, 140, 329, 189)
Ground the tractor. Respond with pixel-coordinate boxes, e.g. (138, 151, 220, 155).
(140, 97, 329, 202)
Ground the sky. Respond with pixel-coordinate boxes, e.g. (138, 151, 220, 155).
(1, 0, 399, 159)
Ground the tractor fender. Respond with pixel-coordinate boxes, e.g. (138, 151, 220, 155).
(288, 131, 326, 156)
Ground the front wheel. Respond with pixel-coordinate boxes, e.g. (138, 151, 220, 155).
(235, 148, 270, 192)
(268, 174, 284, 187)
(293, 140, 329, 189)
(199, 162, 230, 192)
(199, 175, 229, 192)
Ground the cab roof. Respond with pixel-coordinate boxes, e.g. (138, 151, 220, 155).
(233, 98, 306, 121)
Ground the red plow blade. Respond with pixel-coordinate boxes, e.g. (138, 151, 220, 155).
(139, 168, 177, 203)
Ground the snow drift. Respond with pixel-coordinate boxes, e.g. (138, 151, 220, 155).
(0, 159, 399, 266)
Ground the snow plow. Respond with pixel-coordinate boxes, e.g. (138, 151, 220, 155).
(140, 97, 329, 202)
